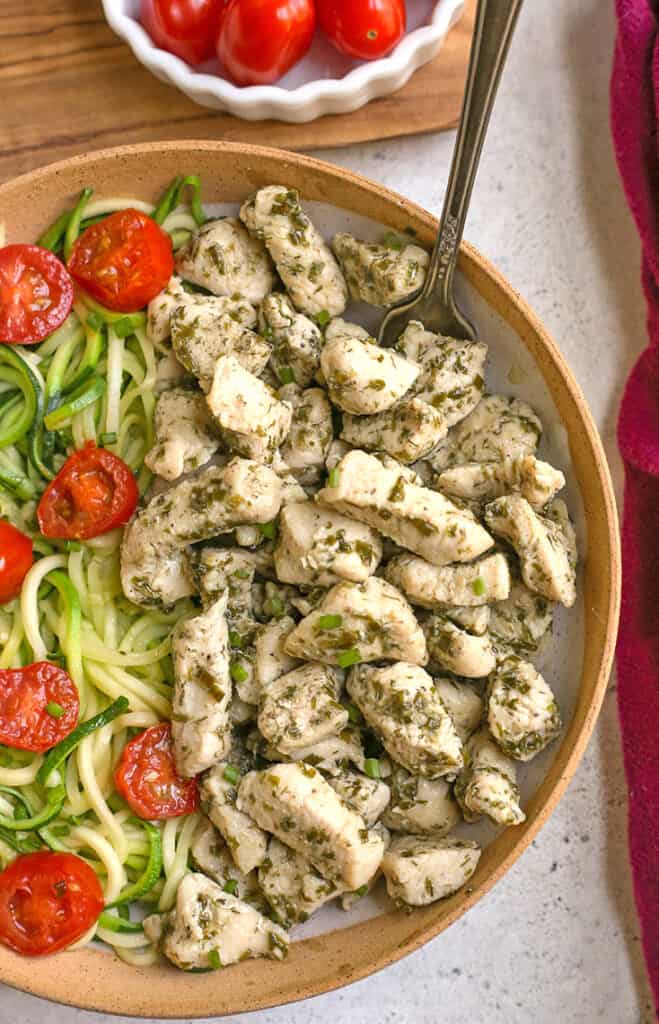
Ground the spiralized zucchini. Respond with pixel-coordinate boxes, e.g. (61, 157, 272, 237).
(0, 182, 204, 963)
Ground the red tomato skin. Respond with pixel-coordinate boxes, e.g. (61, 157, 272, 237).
(317, 0, 406, 60)
(37, 443, 139, 541)
(0, 662, 79, 753)
(0, 245, 74, 346)
(217, 0, 315, 86)
(140, 0, 227, 64)
(67, 209, 174, 314)
(0, 852, 104, 956)
(114, 723, 200, 820)
(0, 521, 33, 605)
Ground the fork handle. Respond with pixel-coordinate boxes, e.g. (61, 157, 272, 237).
(424, 0, 524, 307)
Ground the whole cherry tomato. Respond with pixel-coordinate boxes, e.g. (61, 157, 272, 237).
(114, 723, 200, 820)
(140, 0, 227, 65)
(67, 209, 174, 313)
(37, 442, 139, 541)
(217, 0, 315, 86)
(0, 662, 79, 753)
(0, 521, 33, 605)
(0, 245, 73, 346)
(317, 0, 406, 60)
(0, 852, 104, 956)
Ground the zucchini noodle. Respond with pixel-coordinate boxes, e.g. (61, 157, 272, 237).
(0, 182, 205, 964)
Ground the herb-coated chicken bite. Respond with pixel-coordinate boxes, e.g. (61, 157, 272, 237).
(171, 300, 268, 391)
(436, 455, 565, 509)
(428, 394, 543, 472)
(259, 292, 323, 387)
(382, 767, 460, 834)
(432, 677, 484, 742)
(144, 387, 221, 481)
(258, 837, 341, 927)
(396, 321, 487, 427)
(320, 319, 419, 415)
(381, 834, 481, 907)
(201, 762, 269, 875)
(175, 217, 275, 304)
(258, 663, 348, 754)
(332, 232, 429, 307)
(274, 501, 382, 587)
(385, 551, 511, 609)
(454, 726, 525, 826)
(206, 355, 292, 463)
(487, 654, 562, 761)
(423, 613, 497, 679)
(340, 397, 447, 464)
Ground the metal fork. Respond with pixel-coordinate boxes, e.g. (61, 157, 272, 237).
(378, 0, 524, 346)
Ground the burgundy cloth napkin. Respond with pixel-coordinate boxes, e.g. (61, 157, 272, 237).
(611, 0, 659, 1013)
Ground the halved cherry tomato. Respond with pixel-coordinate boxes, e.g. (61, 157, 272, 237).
(0, 662, 79, 753)
(67, 209, 174, 314)
(0, 245, 74, 346)
(317, 0, 406, 60)
(217, 0, 315, 86)
(0, 521, 33, 605)
(37, 443, 139, 540)
(0, 851, 104, 956)
(140, 0, 227, 64)
(114, 723, 199, 820)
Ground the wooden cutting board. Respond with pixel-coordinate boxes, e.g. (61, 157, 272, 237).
(0, 0, 474, 184)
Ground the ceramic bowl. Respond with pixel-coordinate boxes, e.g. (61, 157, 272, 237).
(0, 141, 620, 1018)
(101, 0, 465, 122)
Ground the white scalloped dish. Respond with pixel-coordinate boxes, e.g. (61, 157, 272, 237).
(101, 0, 465, 122)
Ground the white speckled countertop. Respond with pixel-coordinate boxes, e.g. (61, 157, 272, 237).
(2, 1, 655, 1021)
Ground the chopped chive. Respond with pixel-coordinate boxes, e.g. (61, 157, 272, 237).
(382, 230, 403, 250)
(64, 540, 81, 552)
(208, 949, 223, 970)
(319, 614, 343, 630)
(45, 702, 65, 719)
(337, 648, 361, 669)
(113, 318, 135, 339)
(223, 879, 238, 895)
(346, 703, 363, 724)
(99, 431, 118, 446)
(234, 567, 251, 580)
(264, 594, 285, 618)
(230, 661, 248, 684)
(228, 630, 244, 650)
(364, 758, 381, 779)
(471, 577, 486, 596)
(223, 765, 240, 786)
(355, 884, 369, 897)
(316, 309, 330, 326)
(328, 467, 341, 488)
(87, 311, 105, 332)
(259, 521, 277, 540)
(277, 366, 295, 385)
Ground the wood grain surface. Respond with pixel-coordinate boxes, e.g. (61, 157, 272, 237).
(0, 0, 474, 184)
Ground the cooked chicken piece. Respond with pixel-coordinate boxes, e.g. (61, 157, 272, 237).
(454, 727, 525, 827)
(191, 820, 262, 906)
(147, 276, 196, 347)
(488, 579, 554, 655)
(191, 547, 257, 620)
(259, 293, 322, 387)
(385, 552, 510, 609)
(144, 387, 221, 481)
(274, 502, 382, 587)
(240, 186, 347, 317)
(320, 320, 419, 415)
(175, 217, 274, 304)
(284, 576, 427, 667)
(396, 321, 487, 427)
(423, 614, 496, 678)
(487, 654, 562, 761)
(258, 838, 341, 927)
(442, 605, 491, 636)
(121, 459, 282, 607)
(432, 677, 484, 742)
(238, 763, 385, 889)
(155, 348, 189, 392)
(143, 873, 288, 969)
(258, 663, 348, 754)
(436, 455, 565, 510)
(382, 768, 460, 834)
(254, 616, 300, 692)
(280, 387, 333, 484)
(347, 662, 463, 778)
(340, 398, 447, 464)
(264, 725, 366, 776)
(206, 355, 292, 463)
(381, 834, 480, 907)
(332, 233, 429, 307)
(201, 763, 269, 874)
(171, 595, 231, 777)
(171, 300, 268, 390)
(484, 494, 577, 607)
(428, 394, 542, 472)
(318, 450, 493, 567)
(326, 768, 390, 827)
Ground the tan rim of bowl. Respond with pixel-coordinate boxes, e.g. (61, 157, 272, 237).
(0, 142, 621, 1019)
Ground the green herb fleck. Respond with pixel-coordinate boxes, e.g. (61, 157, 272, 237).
(319, 614, 343, 630)
(364, 758, 380, 779)
(328, 467, 341, 488)
(472, 577, 486, 596)
(223, 765, 240, 786)
(230, 661, 249, 684)
(45, 702, 65, 719)
(337, 648, 361, 669)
